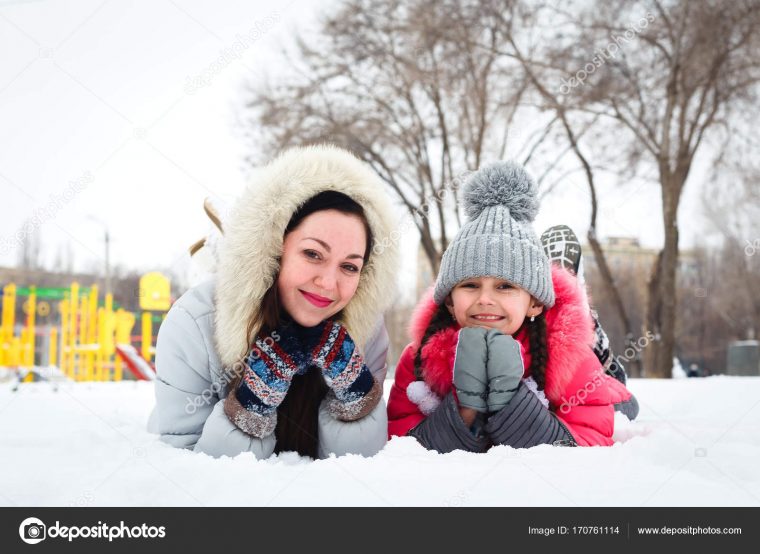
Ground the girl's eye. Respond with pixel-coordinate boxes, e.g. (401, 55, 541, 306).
(461, 282, 477, 288)
(498, 283, 514, 290)
(304, 249, 321, 260)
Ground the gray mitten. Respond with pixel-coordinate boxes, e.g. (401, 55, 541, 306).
(485, 329, 524, 413)
(452, 327, 489, 413)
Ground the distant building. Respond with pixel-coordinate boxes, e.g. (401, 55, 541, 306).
(583, 237, 655, 275)
(582, 236, 698, 284)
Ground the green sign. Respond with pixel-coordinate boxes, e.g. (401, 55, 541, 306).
(15, 286, 91, 299)
(10, 287, 122, 309)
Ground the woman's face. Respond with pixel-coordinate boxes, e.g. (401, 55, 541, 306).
(277, 209, 367, 327)
(446, 276, 543, 336)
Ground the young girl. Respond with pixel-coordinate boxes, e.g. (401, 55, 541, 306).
(387, 161, 638, 452)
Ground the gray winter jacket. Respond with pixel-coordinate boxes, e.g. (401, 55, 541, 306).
(148, 280, 390, 459)
(147, 145, 400, 460)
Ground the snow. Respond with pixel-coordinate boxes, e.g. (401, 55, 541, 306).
(672, 357, 687, 379)
(1, 377, 759, 506)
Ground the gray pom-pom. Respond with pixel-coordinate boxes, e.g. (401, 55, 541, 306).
(463, 161, 539, 222)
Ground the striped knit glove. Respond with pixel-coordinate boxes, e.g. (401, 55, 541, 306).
(224, 327, 312, 438)
(310, 320, 382, 421)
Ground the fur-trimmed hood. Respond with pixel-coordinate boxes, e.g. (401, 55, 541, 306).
(214, 145, 400, 368)
(407, 265, 594, 407)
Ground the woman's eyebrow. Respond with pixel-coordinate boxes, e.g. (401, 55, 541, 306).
(303, 237, 363, 260)
(303, 237, 331, 251)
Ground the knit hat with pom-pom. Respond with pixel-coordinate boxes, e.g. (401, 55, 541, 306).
(433, 161, 555, 307)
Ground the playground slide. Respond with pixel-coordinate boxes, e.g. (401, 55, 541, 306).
(115, 344, 156, 381)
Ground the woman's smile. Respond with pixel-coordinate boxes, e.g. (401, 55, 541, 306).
(299, 290, 334, 308)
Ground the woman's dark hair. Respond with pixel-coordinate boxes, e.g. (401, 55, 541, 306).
(413, 307, 549, 391)
(235, 191, 373, 458)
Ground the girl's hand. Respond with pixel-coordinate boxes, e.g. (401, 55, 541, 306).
(458, 406, 479, 427)
(484, 329, 524, 412)
(452, 327, 489, 413)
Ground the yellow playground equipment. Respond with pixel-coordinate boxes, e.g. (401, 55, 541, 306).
(0, 273, 171, 382)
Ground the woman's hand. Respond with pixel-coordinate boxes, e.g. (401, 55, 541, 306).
(235, 330, 310, 413)
(309, 320, 381, 420)
(225, 327, 316, 437)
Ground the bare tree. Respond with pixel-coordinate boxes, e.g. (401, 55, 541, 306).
(473, 2, 638, 365)
(702, 154, 760, 342)
(674, 246, 726, 374)
(241, 0, 760, 379)
(383, 301, 415, 376)
(16, 220, 43, 271)
(487, 0, 760, 377)
(241, 0, 561, 274)
(52, 243, 75, 275)
(584, 251, 649, 377)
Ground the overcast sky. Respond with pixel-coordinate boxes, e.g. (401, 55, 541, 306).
(0, 0, 713, 301)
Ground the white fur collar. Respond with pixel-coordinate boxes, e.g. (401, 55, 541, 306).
(214, 145, 400, 368)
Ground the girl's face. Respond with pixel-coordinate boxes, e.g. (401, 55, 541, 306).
(277, 209, 367, 327)
(445, 276, 544, 336)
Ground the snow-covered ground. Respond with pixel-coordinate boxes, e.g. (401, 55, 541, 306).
(0, 377, 758, 506)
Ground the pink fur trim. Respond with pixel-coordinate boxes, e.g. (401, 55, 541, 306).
(420, 327, 458, 397)
(542, 266, 595, 404)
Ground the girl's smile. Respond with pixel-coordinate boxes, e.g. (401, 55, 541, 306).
(447, 276, 543, 335)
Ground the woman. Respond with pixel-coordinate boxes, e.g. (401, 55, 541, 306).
(148, 145, 399, 459)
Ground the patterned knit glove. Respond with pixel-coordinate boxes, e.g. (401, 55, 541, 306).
(224, 326, 313, 437)
(310, 320, 382, 421)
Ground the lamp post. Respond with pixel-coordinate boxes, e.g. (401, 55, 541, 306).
(86, 216, 111, 296)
